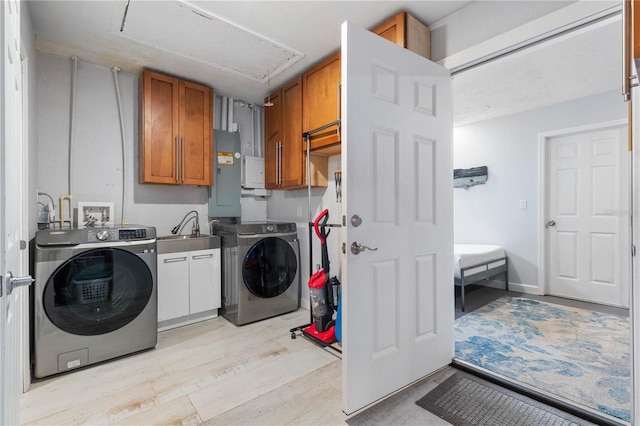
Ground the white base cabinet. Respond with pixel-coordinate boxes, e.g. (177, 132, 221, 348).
(157, 248, 221, 331)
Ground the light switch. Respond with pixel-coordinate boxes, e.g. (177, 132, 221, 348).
(519, 200, 527, 210)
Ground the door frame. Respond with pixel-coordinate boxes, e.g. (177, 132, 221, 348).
(537, 118, 630, 301)
(20, 48, 30, 394)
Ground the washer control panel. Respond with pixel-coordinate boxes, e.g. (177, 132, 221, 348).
(36, 226, 156, 246)
(86, 227, 151, 242)
(96, 230, 111, 241)
(263, 223, 295, 233)
(119, 228, 147, 240)
(87, 229, 116, 242)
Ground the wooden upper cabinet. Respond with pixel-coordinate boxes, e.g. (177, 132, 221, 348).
(180, 80, 213, 185)
(302, 52, 341, 152)
(140, 69, 213, 186)
(297, 12, 429, 156)
(264, 88, 282, 189)
(372, 11, 431, 59)
(264, 77, 328, 189)
(280, 77, 305, 187)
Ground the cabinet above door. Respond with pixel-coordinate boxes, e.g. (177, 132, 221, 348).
(139, 70, 213, 186)
(372, 11, 431, 60)
(302, 52, 341, 153)
(299, 12, 430, 157)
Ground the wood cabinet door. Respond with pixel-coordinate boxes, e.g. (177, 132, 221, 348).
(372, 12, 406, 46)
(179, 80, 213, 186)
(140, 70, 213, 186)
(140, 70, 180, 184)
(281, 77, 304, 187)
(264, 89, 282, 189)
(302, 52, 341, 150)
(372, 12, 430, 59)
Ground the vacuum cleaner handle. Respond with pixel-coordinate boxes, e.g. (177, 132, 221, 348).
(314, 208, 330, 243)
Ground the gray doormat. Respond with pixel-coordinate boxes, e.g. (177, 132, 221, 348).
(416, 371, 597, 426)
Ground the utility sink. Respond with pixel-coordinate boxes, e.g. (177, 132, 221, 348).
(157, 235, 196, 240)
(157, 234, 220, 254)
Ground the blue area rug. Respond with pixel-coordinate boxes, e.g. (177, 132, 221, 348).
(454, 297, 631, 422)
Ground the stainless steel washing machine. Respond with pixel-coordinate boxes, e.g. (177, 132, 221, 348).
(213, 221, 300, 325)
(32, 225, 157, 378)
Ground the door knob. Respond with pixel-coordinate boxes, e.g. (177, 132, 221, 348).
(2, 271, 34, 297)
(351, 241, 378, 255)
(547, 220, 556, 227)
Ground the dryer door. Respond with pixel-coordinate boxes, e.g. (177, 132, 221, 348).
(42, 248, 153, 335)
(242, 237, 298, 298)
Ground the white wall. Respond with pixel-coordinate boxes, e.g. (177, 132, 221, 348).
(36, 53, 266, 235)
(429, 1, 618, 68)
(429, 0, 571, 62)
(453, 90, 626, 291)
(36, 53, 207, 234)
(267, 155, 342, 308)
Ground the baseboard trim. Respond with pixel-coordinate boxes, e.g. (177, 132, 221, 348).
(475, 279, 540, 294)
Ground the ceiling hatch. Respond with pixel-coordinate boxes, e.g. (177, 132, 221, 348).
(119, 0, 303, 83)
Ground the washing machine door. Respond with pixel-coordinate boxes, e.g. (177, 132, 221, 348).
(43, 248, 153, 335)
(242, 237, 297, 298)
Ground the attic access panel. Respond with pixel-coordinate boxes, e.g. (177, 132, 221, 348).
(119, 1, 303, 82)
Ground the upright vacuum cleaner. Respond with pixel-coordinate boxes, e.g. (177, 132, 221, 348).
(302, 209, 341, 344)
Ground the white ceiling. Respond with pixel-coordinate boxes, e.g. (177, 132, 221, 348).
(26, 1, 622, 126)
(454, 15, 622, 125)
(27, 1, 472, 99)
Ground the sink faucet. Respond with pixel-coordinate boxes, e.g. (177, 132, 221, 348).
(171, 210, 200, 237)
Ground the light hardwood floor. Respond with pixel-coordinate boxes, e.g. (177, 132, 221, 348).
(20, 309, 452, 425)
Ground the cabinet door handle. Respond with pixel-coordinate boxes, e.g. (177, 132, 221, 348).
(277, 142, 283, 186)
(279, 142, 283, 185)
(181, 137, 185, 182)
(280, 142, 284, 185)
(275, 142, 279, 186)
(337, 82, 342, 138)
(192, 253, 214, 260)
(175, 136, 179, 183)
(622, 0, 631, 101)
(164, 256, 187, 263)
(278, 141, 282, 185)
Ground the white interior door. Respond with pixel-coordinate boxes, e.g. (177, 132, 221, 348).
(1, 0, 28, 424)
(341, 21, 453, 414)
(546, 123, 629, 307)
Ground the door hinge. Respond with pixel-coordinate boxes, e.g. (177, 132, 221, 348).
(342, 242, 346, 254)
(633, 244, 637, 257)
(0, 275, 2, 297)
